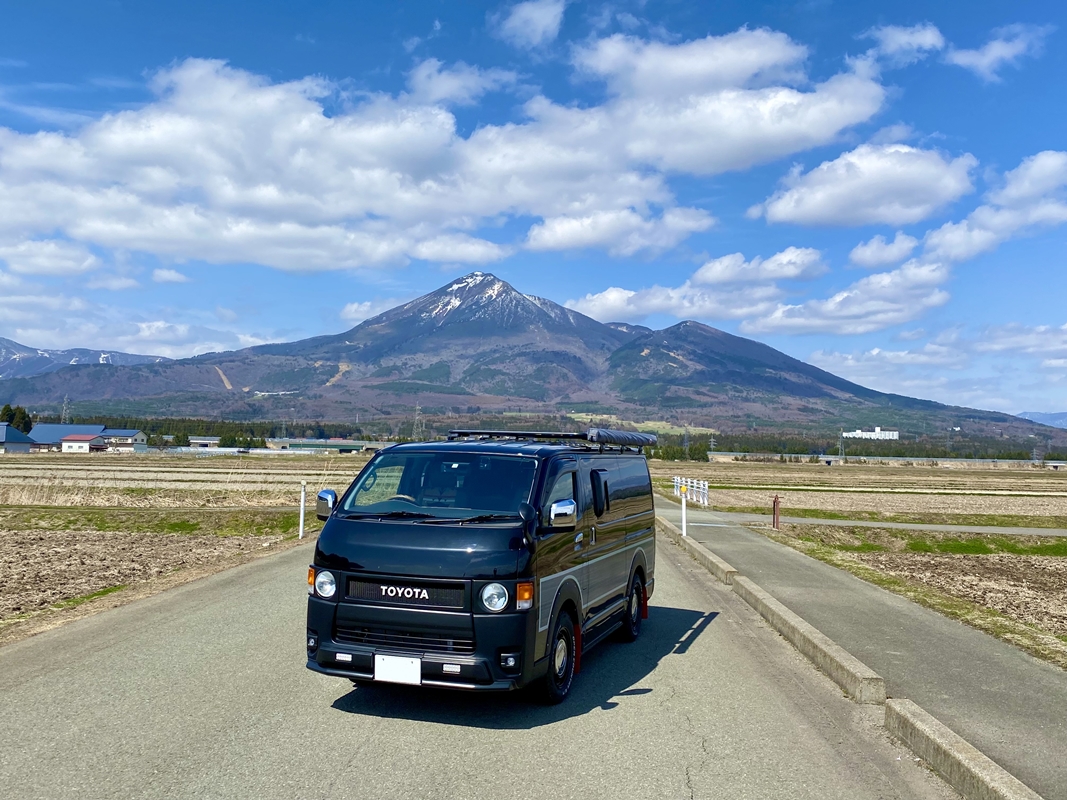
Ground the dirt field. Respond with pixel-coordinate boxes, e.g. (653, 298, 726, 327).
(0, 454, 352, 646)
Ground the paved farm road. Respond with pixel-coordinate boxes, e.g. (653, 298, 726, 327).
(0, 536, 954, 800)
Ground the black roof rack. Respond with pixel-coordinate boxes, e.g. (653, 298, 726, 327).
(446, 428, 657, 451)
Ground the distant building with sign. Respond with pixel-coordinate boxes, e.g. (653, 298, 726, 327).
(841, 427, 899, 440)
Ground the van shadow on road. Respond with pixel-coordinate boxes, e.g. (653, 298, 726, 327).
(329, 607, 718, 729)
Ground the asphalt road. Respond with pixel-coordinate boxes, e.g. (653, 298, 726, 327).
(657, 497, 1067, 800)
(0, 535, 955, 800)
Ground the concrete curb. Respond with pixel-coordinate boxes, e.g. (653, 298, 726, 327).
(886, 700, 1043, 800)
(654, 511, 1045, 799)
(730, 575, 886, 705)
(655, 517, 738, 584)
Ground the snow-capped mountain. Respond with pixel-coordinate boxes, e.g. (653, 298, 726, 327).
(0, 337, 167, 380)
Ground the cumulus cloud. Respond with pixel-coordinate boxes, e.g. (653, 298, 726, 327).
(863, 23, 945, 67)
(525, 208, 714, 255)
(974, 322, 1067, 356)
(563, 245, 820, 321)
(753, 144, 976, 226)
(152, 268, 189, 283)
(923, 150, 1067, 262)
(572, 30, 883, 174)
(406, 59, 516, 106)
(742, 260, 950, 335)
(692, 247, 825, 284)
(946, 24, 1053, 82)
(0, 240, 99, 275)
(566, 282, 779, 323)
(340, 298, 405, 324)
(849, 231, 918, 267)
(0, 44, 886, 274)
(492, 0, 567, 49)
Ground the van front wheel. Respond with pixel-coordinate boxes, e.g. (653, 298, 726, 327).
(536, 612, 576, 705)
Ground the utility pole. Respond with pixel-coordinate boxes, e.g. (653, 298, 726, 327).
(683, 424, 690, 461)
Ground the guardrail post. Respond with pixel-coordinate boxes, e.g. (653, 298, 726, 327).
(299, 481, 307, 539)
(772, 494, 780, 530)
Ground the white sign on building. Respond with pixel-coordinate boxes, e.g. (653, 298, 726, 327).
(841, 427, 899, 440)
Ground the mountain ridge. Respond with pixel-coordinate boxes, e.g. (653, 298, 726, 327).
(0, 272, 1059, 440)
(0, 337, 167, 381)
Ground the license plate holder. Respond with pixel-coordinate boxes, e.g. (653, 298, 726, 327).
(374, 654, 421, 685)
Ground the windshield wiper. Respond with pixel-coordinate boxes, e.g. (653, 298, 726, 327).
(338, 511, 435, 520)
(426, 513, 520, 524)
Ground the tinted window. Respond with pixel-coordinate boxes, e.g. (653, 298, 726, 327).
(342, 452, 537, 516)
(609, 456, 652, 516)
(545, 472, 575, 506)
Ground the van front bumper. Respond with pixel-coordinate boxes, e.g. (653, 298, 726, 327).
(306, 596, 543, 691)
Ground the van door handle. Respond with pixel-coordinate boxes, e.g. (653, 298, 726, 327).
(574, 532, 584, 544)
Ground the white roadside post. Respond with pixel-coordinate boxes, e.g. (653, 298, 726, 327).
(680, 484, 688, 537)
(299, 481, 307, 539)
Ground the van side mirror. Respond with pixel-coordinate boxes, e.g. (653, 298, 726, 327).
(316, 489, 337, 521)
(549, 498, 577, 528)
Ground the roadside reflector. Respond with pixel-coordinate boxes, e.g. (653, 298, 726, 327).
(516, 582, 534, 610)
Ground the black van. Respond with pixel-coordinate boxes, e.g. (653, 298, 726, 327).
(306, 428, 657, 703)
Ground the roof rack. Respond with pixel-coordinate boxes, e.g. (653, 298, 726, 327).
(446, 427, 657, 451)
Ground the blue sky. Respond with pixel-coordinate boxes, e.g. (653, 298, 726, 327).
(0, 0, 1064, 414)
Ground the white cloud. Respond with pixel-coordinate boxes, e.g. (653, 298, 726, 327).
(692, 246, 825, 284)
(754, 144, 976, 226)
(152, 268, 189, 283)
(0, 239, 99, 275)
(923, 150, 1067, 262)
(742, 260, 950, 335)
(566, 282, 779, 323)
(562, 245, 818, 321)
(849, 231, 918, 267)
(572, 32, 884, 175)
(946, 24, 1053, 82)
(87, 275, 140, 290)
(525, 208, 714, 255)
(974, 323, 1067, 356)
(863, 23, 944, 67)
(340, 298, 403, 323)
(492, 0, 566, 49)
(0, 36, 886, 275)
(406, 59, 516, 106)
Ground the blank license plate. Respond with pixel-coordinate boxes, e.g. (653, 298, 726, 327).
(374, 654, 421, 685)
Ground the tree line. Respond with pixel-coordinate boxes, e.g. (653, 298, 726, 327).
(0, 405, 32, 433)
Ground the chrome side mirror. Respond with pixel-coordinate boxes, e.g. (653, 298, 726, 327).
(548, 498, 577, 528)
(316, 489, 337, 521)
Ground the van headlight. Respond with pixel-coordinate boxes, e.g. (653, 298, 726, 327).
(480, 582, 508, 612)
(314, 571, 337, 599)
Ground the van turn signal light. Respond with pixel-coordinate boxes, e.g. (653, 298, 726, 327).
(516, 582, 534, 610)
(307, 567, 315, 594)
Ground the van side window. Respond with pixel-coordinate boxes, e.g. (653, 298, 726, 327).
(545, 472, 575, 507)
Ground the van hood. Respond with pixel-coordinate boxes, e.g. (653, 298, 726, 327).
(313, 517, 527, 579)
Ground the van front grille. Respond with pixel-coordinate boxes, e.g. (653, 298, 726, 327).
(334, 623, 475, 654)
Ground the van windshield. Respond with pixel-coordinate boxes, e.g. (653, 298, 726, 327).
(340, 452, 537, 519)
